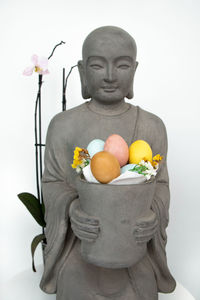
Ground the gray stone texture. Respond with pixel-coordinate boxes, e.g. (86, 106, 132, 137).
(40, 26, 176, 300)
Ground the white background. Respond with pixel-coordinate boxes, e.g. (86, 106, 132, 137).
(0, 0, 199, 299)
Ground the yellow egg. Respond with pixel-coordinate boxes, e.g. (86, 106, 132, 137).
(129, 140, 152, 164)
(91, 151, 120, 184)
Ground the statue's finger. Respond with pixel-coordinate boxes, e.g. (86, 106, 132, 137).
(73, 208, 99, 226)
(136, 212, 157, 228)
(70, 215, 100, 234)
(135, 227, 158, 244)
(134, 219, 158, 237)
(71, 224, 98, 242)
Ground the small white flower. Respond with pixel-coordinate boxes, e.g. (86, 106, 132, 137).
(139, 160, 146, 166)
(137, 159, 158, 180)
(146, 174, 151, 180)
(80, 159, 89, 169)
(76, 166, 82, 173)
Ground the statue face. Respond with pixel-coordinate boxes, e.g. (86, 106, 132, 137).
(79, 29, 138, 103)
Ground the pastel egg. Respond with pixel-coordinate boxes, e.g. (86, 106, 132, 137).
(104, 134, 129, 167)
(121, 164, 136, 174)
(91, 151, 120, 184)
(87, 139, 105, 158)
(129, 140, 152, 164)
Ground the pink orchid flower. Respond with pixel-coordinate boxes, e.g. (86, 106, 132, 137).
(23, 54, 49, 76)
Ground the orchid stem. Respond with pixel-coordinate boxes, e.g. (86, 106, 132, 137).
(64, 64, 77, 94)
(38, 75, 43, 202)
(48, 41, 65, 60)
(34, 77, 43, 201)
(62, 68, 66, 111)
(35, 75, 44, 236)
(34, 93, 40, 204)
(62, 65, 77, 111)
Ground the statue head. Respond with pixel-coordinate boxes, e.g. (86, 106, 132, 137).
(78, 26, 138, 104)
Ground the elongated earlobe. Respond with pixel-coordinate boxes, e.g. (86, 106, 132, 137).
(78, 60, 91, 99)
(82, 86, 91, 99)
(126, 61, 138, 100)
(126, 87, 133, 99)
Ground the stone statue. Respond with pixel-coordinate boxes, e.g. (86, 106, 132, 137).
(40, 26, 176, 300)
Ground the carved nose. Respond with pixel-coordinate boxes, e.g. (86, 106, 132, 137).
(104, 65, 116, 83)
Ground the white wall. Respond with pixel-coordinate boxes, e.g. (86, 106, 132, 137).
(1, 0, 200, 299)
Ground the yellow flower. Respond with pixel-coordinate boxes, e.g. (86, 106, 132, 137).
(153, 154, 163, 162)
(71, 160, 83, 169)
(74, 147, 82, 158)
(71, 147, 91, 170)
(152, 154, 163, 168)
(71, 147, 83, 169)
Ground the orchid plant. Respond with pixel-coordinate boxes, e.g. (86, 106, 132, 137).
(18, 41, 78, 272)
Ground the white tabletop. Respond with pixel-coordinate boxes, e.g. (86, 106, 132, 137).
(1, 265, 195, 300)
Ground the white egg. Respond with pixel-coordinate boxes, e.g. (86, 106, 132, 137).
(109, 171, 146, 185)
(87, 139, 105, 158)
(82, 164, 99, 183)
(121, 164, 136, 174)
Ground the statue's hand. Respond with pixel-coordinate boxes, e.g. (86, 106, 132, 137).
(69, 198, 100, 243)
(134, 211, 158, 244)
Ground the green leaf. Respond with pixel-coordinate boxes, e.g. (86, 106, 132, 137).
(85, 160, 90, 166)
(129, 165, 148, 176)
(31, 234, 46, 272)
(17, 193, 46, 227)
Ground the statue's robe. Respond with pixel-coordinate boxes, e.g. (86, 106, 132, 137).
(40, 102, 176, 300)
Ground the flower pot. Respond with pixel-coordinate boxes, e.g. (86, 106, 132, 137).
(76, 176, 156, 269)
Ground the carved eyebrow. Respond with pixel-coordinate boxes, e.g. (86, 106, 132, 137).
(114, 56, 133, 63)
(86, 56, 134, 64)
(87, 56, 106, 63)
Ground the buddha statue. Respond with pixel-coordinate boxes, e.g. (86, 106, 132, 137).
(40, 26, 176, 300)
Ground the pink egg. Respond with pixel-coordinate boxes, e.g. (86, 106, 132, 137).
(104, 134, 129, 167)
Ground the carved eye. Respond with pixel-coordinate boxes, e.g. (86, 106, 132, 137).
(90, 64, 104, 70)
(117, 64, 131, 70)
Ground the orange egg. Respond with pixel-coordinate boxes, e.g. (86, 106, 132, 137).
(91, 151, 120, 184)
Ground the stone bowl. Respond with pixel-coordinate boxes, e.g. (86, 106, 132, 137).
(76, 175, 156, 269)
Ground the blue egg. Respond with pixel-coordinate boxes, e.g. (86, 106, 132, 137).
(121, 164, 136, 174)
(87, 139, 105, 158)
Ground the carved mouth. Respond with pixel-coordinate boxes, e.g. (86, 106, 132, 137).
(102, 86, 118, 92)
